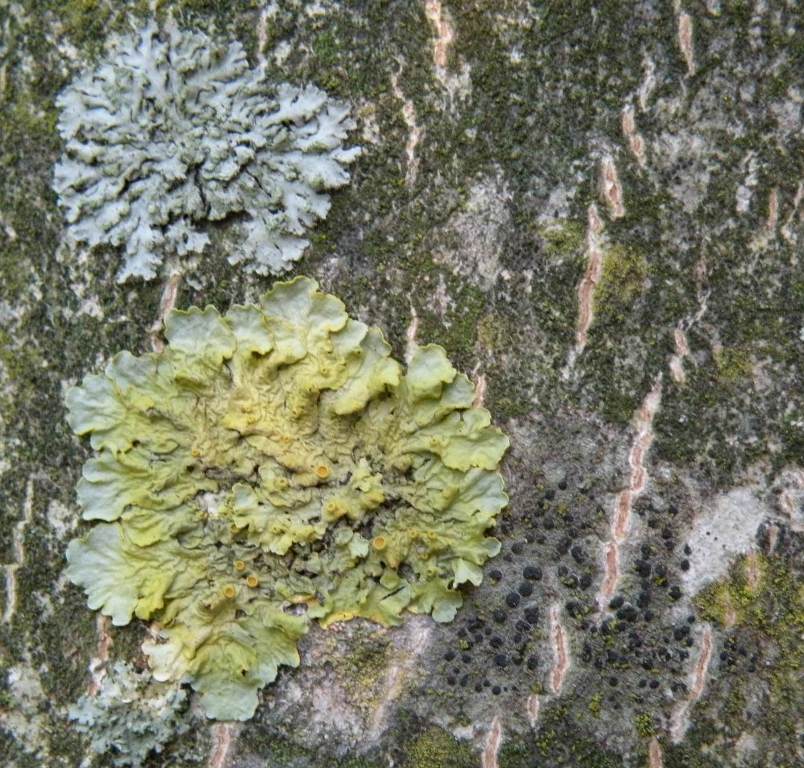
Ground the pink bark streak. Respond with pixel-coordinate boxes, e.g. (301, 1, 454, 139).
(574, 204, 605, 352)
(482, 715, 502, 768)
(597, 376, 662, 608)
(669, 327, 689, 384)
(677, 12, 696, 76)
(391, 74, 422, 187)
(549, 603, 570, 695)
(674, 327, 689, 355)
(423, 1, 454, 69)
(648, 737, 664, 768)
(473, 372, 487, 408)
(87, 614, 112, 695)
(621, 105, 646, 167)
(405, 302, 419, 363)
(149, 271, 182, 353)
(599, 156, 625, 219)
(207, 723, 240, 768)
(598, 542, 620, 607)
(670, 624, 714, 743)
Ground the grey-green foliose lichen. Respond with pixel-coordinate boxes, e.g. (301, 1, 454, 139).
(69, 661, 190, 767)
(53, 19, 360, 282)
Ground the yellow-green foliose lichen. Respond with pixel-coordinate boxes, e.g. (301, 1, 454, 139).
(65, 276, 509, 720)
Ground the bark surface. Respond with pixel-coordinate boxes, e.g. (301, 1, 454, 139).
(0, 2, 801, 767)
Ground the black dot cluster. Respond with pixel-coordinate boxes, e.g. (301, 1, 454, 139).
(576, 501, 695, 712)
(441, 561, 543, 694)
(435, 467, 703, 718)
(437, 474, 601, 696)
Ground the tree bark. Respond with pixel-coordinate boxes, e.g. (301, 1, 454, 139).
(0, 2, 801, 767)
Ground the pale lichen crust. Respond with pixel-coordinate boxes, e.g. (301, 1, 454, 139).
(65, 277, 509, 720)
(69, 662, 190, 767)
(53, 21, 360, 282)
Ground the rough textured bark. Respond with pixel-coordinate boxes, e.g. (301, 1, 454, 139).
(0, 2, 801, 767)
